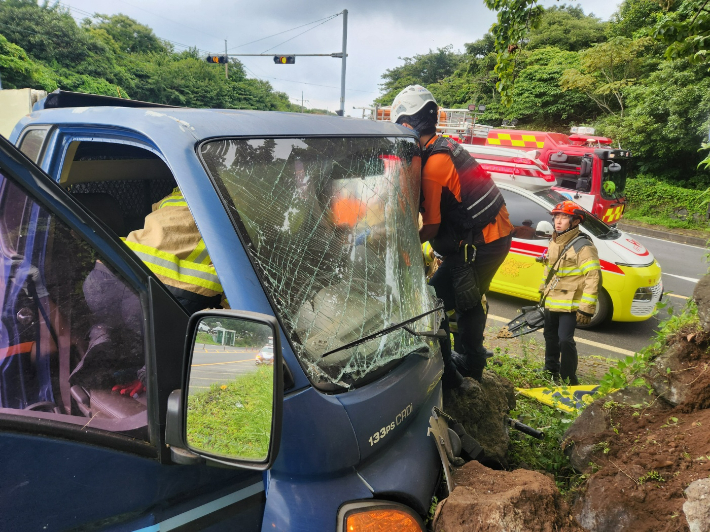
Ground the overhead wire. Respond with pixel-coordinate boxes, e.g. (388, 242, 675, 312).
(228, 12, 341, 51)
(261, 14, 340, 54)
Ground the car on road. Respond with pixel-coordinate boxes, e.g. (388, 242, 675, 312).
(256, 339, 275, 365)
(490, 182, 663, 328)
(1, 91, 439, 531)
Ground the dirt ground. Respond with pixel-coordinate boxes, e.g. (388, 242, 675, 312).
(569, 327, 710, 532)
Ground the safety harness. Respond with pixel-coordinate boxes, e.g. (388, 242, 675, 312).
(421, 136, 505, 236)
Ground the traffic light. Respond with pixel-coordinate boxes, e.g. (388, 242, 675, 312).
(206, 55, 227, 64)
(273, 55, 296, 65)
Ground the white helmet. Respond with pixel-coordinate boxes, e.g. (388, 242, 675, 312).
(390, 85, 437, 124)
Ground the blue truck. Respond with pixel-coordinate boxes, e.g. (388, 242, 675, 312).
(0, 91, 444, 531)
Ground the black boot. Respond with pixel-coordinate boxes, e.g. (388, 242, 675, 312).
(442, 361, 464, 390)
(451, 351, 484, 382)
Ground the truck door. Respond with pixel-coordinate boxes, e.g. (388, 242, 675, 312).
(0, 136, 265, 530)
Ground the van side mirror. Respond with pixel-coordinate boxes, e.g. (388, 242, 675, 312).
(166, 310, 283, 470)
(535, 220, 554, 238)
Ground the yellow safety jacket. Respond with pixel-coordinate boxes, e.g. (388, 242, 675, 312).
(539, 226, 601, 315)
(123, 188, 223, 298)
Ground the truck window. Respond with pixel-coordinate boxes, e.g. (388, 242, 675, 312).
(499, 188, 552, 240)
(0, 173, 148, 440)
(18, 129, 49, 164)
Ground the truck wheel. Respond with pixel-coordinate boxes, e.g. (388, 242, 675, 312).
(576, 288, 612, 329)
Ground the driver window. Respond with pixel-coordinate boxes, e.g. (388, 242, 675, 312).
(0, 173, 148, 440)
(500, 189, 552, 240)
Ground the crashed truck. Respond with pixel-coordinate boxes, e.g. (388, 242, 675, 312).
(0, 90, 460, 531)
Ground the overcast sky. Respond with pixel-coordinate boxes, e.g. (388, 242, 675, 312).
(62, 0, 624, 116)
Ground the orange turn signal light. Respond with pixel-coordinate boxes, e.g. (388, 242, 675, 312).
(345, 508, 423, 531)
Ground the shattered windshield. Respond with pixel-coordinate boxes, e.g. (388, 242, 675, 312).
(200, 137, 439, 389)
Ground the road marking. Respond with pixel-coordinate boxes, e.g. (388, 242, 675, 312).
(666, 293, 690, 300)
(626, 232, 708, 250)
(192, 359, 254, 367)
(663, 273, 700, 283)
(487, 314, 636, 357)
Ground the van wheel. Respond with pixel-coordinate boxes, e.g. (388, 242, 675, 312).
(576, 288, 612, 329)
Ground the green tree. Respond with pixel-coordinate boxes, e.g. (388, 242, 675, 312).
(87, 14, 168, 54)
(597, 60, 710, 184)
(527, 5, 608, 52)
(375, 46, 463, 105)
(561, 36, 652, 116)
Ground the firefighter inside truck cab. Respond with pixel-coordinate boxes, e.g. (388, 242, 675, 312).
(391, 85, 513, 387)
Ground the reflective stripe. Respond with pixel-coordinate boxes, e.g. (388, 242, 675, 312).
(158, 197, 188, 208)
(580, 260, 601, 273)
(581, 293, 597, 303)
(186, 239, 212, 265)
(470, 191, 503, 220)
(546, 298, 580, 310)
(466, 180, 495, 211)
(557, 268, 582, 277)
(125, 240, 222, 292)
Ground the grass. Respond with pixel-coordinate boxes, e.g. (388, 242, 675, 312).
(195, 331, 221, 346)
(187, 366, 273, 460)
(487, 349, 583, 493)
(623, 208, 710, 233)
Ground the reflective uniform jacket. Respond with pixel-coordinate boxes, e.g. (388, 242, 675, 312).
(539, 226, 601, 314)
(123, 188, 223, 299)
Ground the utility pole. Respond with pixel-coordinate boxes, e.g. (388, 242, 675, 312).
(225, 39, 228, 80)
(339, 9, 348, 116)
(301, 91, 304, 113)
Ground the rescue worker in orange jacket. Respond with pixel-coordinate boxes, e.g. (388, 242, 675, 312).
(539, 200, 601, 385)
(391, 85, 513, 386)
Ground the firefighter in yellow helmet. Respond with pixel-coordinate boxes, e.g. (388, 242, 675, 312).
(539, 200, 601, 385)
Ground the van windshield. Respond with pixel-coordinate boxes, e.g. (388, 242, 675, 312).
(200, 137, 438, 389)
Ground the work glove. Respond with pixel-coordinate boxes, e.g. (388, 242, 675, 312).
(576, 310, 593, 326)
(112, 380, 145, 399)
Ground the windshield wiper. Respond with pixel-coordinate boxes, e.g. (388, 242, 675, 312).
(319, 305, 444, 359)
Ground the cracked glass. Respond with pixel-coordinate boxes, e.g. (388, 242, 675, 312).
(201, 137, 440, 388)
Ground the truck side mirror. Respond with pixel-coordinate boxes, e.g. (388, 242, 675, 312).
(550, 151, 567, 163)
(579, 156, 592, 178)
(166, 310, 283, 470)
(608, 162, 621, 173)
(535, 220, 554, 238)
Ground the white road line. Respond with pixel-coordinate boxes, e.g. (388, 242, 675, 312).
(663, 273, 700, 283)
(487, 314, 636, 357)
(626, 232, 708, 250)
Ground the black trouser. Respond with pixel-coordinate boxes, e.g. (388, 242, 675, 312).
(429, 235, 512, 371)
(543, 310, 578, 380)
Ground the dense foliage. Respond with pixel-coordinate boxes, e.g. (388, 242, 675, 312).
(0, 0, 323, 113)
(376, 2, 710, 187)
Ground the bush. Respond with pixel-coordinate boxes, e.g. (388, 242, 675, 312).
(624, 175, 710, 229)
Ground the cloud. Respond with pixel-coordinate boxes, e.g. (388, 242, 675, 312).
(66, 0, 624, 114)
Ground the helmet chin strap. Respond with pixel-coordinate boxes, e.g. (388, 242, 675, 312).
(553, 219, 580, 237)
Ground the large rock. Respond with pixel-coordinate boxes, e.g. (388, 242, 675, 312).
(433, 461, 582, 532)
(693, 274, 710, 331)
(684, 478, 710, 532)
(562, 387, 661, 473)
(443, 370, 516, 467)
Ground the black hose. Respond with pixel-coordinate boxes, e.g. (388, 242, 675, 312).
(507, 418, 545, 440)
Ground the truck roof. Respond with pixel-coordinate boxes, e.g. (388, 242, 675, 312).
(13, 106, 411, 147)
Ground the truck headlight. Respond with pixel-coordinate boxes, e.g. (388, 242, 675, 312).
(337, 500, 425, 532)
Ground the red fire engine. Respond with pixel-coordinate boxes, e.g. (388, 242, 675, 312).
(485, 128, 630, 223)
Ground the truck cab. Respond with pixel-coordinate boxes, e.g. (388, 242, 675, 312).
(0, 92, 441, 531)
(486, 129, 631, 224)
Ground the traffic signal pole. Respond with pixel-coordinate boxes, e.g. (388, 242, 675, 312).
(208, 9, 349, 115)
(339, 9, 348, 116)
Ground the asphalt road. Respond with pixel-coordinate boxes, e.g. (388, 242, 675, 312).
(188, 345, 261, 395)
(486, 232, 707, 360)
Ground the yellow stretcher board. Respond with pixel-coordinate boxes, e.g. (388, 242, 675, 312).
(516, 385, 600, 413)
